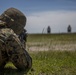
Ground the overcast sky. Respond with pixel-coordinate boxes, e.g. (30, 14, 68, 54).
(0, 0, 76, 33)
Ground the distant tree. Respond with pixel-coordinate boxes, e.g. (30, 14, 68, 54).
(47, 26, 51, 34)
(67, 25, 72, 33)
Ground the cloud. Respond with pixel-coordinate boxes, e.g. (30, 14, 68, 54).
(25, 10, 76, 33)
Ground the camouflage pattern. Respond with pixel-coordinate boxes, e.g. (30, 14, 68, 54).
(0, 28, 32, 71)
(0, 7, 32, 72)
(0, 7, 26, 35)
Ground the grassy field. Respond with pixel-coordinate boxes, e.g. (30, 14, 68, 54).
(26, 33, 76, 51)
(28, 51, 76, 75)
(1, 33, 76, 75)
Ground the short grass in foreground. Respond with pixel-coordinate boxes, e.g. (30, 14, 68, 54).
(3, 50, 76, 75)
(27, 50, 76, 75)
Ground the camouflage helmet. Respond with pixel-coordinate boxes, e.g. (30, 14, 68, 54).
(0, 7, 26, 34)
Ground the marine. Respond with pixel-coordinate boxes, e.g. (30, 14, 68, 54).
(0, 7, 32, 72)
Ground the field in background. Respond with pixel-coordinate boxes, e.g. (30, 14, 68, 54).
(26, 33, 76, 51)
(2, 33, 76, 75)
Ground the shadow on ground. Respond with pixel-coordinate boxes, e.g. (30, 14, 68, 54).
(0, 68, 26, 75)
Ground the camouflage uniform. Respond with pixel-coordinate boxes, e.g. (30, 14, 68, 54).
(0, 8, 32, 72)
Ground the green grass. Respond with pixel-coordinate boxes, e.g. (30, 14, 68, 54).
(27, 50, 76, 75)
(27, 33, 76, 51)
(27, 33, 76, 42)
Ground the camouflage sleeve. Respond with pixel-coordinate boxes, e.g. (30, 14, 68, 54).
(0, 28, 32, 72)
(0, 21, 6, 28)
